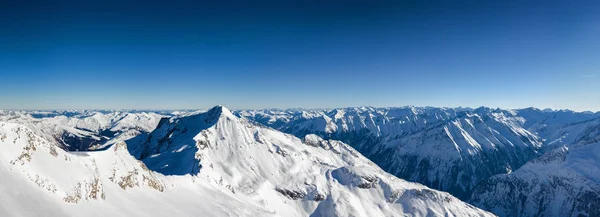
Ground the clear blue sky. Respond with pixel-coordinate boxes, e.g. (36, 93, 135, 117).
(1, 1, 599, 110)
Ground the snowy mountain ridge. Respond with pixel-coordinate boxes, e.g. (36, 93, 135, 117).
(3, 105, 600, 217)
(237, 106, 600, 217)
(470, 117, 600, 217)
(0, 110, 165, 151)
(0, 106, 493, 217)
(236, 106, 549, 199)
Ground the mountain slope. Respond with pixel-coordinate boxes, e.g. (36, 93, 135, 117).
(0, 121, 271, 216)
(515, 107, 600, 151)
(129, 105, 493, 216)
(0, 110, 164, 151)
(0, 107, 493, 216)
(469, 117, 600, 217)
(237, 107, 543, 199)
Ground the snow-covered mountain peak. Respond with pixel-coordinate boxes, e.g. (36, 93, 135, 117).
(124, 108, 493, 216)
(4, 106, 600, 216)
(129, 104, 279, 176)
(205, 105, 235, 120)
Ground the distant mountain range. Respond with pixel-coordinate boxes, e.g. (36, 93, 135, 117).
(1, 106, 599, 216)
(236, 106, 600, 216)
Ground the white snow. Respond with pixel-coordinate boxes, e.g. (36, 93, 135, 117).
(0, 107, 493, 217)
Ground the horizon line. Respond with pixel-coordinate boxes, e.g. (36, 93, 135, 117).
(1, 105, 598, 113)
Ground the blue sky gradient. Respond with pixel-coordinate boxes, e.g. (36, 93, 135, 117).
(1, 1, 599, 110)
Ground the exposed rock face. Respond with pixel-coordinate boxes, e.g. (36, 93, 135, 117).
(275, 188, 307, 200)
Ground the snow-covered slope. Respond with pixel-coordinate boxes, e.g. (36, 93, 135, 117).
(128, 105, 492, 216)
(237, 107, 543, 199)
(469, 117, 600, 217)
(0, 107, 493, 217)
(238, 107, 600, 217)
(0, 121, 272, 217)
(515, 107, 600, 151)
(0, 110, 164, 151)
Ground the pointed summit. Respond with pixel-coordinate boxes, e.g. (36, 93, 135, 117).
(131, 105, 243, 175)
(205, 105, 236, 123)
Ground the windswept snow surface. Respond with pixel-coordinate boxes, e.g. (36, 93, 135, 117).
(0, 106, 492, 217)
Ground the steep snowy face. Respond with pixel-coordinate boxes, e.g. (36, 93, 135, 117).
(237, 107, 543, 199)
(243, 106, 462, 138)
(0, 121, 282, 217)
(0, 122, 166, 198)
(0, 122, 158, 214)
(0, 110, 164, 151)
(469, 120, 600, 217)
(129, 105, 493, 217)
(369, 110, 542, 199)
(4, 106, 599, 216)
(126, 105, 231, 175)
